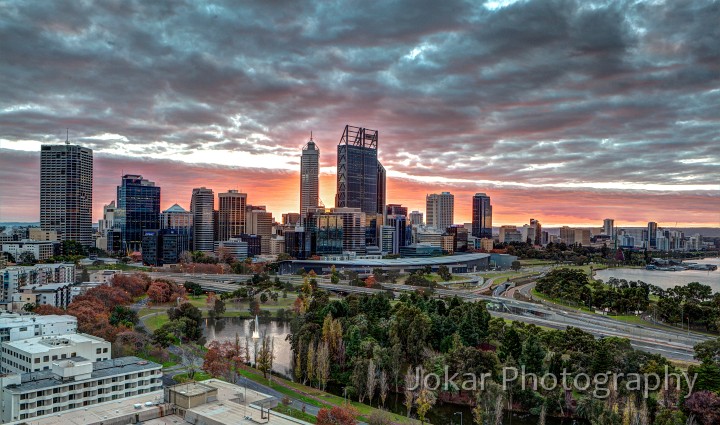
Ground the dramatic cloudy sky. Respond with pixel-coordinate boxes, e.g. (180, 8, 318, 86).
(1, 0, 719, 227)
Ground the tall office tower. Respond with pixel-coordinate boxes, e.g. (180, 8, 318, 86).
(446, 224, 468, 252)
(386, 215, 408, 254)
(98, 201, 116, 234)
(426, 192, 454, 230)
(386, 204, 408, 217)
(603, 218, 615, 239)
(300, 136, 320, 219)
(40, 142, 93, 246)
(335, 125, 383, 215)
(529, 218, 542, 245)
(190, 187, 215, 252)
(471, 193, 493, 239)
(218, 190, 247, 242)
(647, 221, 658, 248)
(247, 209, 273, 254)
(409, 211, 424, 226)
(116, 174, 161, 252)
(160, 203, 193, 259)
(559, 226, 575, 245)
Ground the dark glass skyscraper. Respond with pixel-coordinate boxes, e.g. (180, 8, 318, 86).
(472, 193, 493, 239)
(300, 136, 320, 220)
(116, 174, 160, 252)
(336, 125, 383, 215)
(40, 142, 93, 246)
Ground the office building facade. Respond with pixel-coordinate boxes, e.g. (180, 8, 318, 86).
(218, 190, 247, 242)
(190, 188, 215, 252)
(336, 125, 383, 215)
(471, 193, 492, 239)
(116, 175, 161, 252)
(40, 143, 93, 246)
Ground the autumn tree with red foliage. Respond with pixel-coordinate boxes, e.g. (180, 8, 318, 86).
(111, 273, 151, 297)
(685, 390, 720, 425)
(33, 305, 65, 315)
(73, 285, 132, 311)
(202, 340, 245, 382)
(316, 405, 358, 425)
(147, 279, 187, 304)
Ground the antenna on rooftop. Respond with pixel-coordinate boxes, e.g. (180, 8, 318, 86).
(65, 128, 69, 145)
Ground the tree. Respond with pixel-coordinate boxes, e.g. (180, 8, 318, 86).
(306, 341, 316, 386)
(366, 410, 392, 425)
(316, 341, 331, 391)
(404, 367, 416, 417)
(379, 370, 389, 407)
(684, 390, 720, 425)
(519, 333, 545, 374)
(18, 251, 37, 265)
(415, 387, 436, 424)
(109, 305, 139, 327)
(183, 281, 204, 296)
(316, 405, 358, 425)
(257, 335, 275, 379)
(438, 265, 452, 281)
(511, 260, 522, 271)
(366, 359, 377, 406)
(33, 304, 65, 315)
(179, 344, 204, 380)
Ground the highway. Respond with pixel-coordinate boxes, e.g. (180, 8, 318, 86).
(140, 271, 711, 362)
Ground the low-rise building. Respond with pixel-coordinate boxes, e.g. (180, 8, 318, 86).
(12, 282, 74, 310)
(0, 314, 77, 343)
(0, 264, 75, 307)
(1, 240, 55, 262)
(0, 356, 163, 423)
(1, 333, 111, 374)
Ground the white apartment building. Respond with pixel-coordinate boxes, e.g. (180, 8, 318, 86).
(0, 241, 55, 262)
(12, 283, 74, 310)
(1, 333, 110, 374)
(0, 356, 163, 423)
(89, 269, 120, 284)
(0, 264, 75, 306)
(0, 314, 77, 343)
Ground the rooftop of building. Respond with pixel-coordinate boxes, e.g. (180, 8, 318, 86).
(163, 203, 189, 213)
(2, 333, 107, 354)
(23, 282, 74, 292)
(0, 313, 76, 326)
(3, 356, 161, 393)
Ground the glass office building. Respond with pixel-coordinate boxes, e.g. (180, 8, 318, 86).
(116, 175, 161, 252)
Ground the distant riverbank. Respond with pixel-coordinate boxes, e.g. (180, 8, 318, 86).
(595, 257, 720, 291)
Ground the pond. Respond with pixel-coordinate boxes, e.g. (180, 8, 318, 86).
(204, 318, 584, 425)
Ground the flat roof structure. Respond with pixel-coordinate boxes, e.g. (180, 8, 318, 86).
(3, 333, 106, 355)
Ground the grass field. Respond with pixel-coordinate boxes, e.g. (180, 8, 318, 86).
(274, 404, 318, 423)
(530, 288, 595, 313)
(174, 371, 212, 383)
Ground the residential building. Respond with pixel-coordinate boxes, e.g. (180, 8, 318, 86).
(115, 175, 161, 252)
(480, 238, 494, 251)
(0, 264, 75, 305)
(300, 136, 320, 219)
(13, 283, 74, 310)
(1, 240, 54, 262)
(559, 226, 575, 244)
(0, 314, 77, 343)
(269, 235, 286, 256)
(471, 193, 492, 239)
(40, 142, 93, 246)
(0, 356, 162, 423)
(409, 211, 424, 226)
(0, 333, 110, 374)
(426, 192, 454, 230)
(27, 229, 57, 242)
(218, 190, 247, 242)
(190, 188, 215, 252)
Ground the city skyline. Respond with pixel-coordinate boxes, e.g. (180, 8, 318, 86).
(1, 1, 719, 227)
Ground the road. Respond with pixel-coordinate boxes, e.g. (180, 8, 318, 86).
(139, 271, 711, 362)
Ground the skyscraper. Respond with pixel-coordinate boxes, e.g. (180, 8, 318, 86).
(190, 187, 214, 252)
(409, 211, 424, 226)
(426, 192, 454, 230)
(529, 218, 541, 246)
(116, 174, 161, 252)
(300, 136, 320, 219)
(471, 193, 492, 239)
(386, 204, 408, 217)
(218, 190, 247, 242)
(247, 208, 273, 254)
(160, 203, 193, 260)
(40, 142, 93, 246)
(335, 125, 383, 215)
(603, 218, 615, 240)
(647, 221, 658, 248)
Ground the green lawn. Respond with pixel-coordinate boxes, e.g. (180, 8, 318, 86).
(137, 351, 178, 368)
(530, 288, 595, 313)
(273, 404, 318, 423)
(174, 371, 212, 383)
(144, 313, 169, 331)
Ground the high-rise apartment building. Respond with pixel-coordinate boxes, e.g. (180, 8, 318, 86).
(190, 187, 215, 252)
(409, 211, 424, 226)
(300, 136, 320, 219)
(426, 192, 454, 230)
(218, 190, 247, 242)
(471, 193, 492, 239)
(116, 175, 161, 252)
(40, 143, 93, 246)
(335, 125, 383, 215)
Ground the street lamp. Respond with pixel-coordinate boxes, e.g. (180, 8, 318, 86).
(454, 411, 463, 425)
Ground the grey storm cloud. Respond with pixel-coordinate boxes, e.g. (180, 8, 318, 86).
(1, 0, 719, 190)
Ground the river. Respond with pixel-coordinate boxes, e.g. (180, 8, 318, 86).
(594, 257, 720, 291)
(204, 317, 580, 425)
